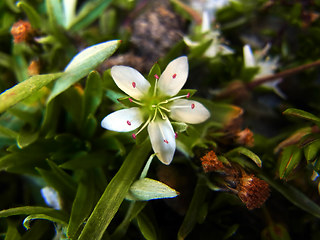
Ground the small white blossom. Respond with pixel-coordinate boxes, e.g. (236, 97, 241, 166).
(101, 56, 210, 165)
(243, 44, 285, 98)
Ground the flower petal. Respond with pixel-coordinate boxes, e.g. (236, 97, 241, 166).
(169, 99, 210, 124)
(158, 56, 189, 97)
(101, 107, 144, 132)
(111, 66, 151, 100)
(243, 44, 256, 67)
(147, 118, 176, 165)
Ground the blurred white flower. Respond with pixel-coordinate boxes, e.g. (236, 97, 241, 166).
(243, 44, 285, 98)
(101, 56, 210, 165)
(41, 187, 62, 210)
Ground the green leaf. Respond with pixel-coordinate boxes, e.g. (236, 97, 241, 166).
(37, 160, 77, 200)
(259, 173, 320, 219)
(67, 172, 96, 239)
(0, 73, 62, 114)
(17, 1, 43, 29)
(279, 146, 302, 179)
(304, 139, 320, 162)
(227, 147, 262, 167)
(111, 202, 147, 239)
(17, 130, 39, 149)
(69, 0, 113, 31)
(178, 175, 208, 240)
(59, 151, 108, 170)
(283, 108, 320, 124)
(0, 125, 18, 139)
(0, 206, 69, 220)
(23, 213, 68, 230)
(78, 140, 151, 240)
(46, 0, 65, 27)
(137, 212, 157, 240)
(4, 220, 21, 240)
(47, 40, 120, 103)
(81, 71, 103, 131)
(127, 178, 179, 201)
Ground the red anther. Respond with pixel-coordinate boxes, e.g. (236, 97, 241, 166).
(186, 93, 190, 98)
(127, 120, 131, 126)
(172, 74, 177, 79)
(132, 134, 136, 139)
(132, 82, 136, 88)
(154, 74, 159, 79)
(129, 98, 133, 102)
(191, 103, 195, 109)
(164, 139, 169, 144)
(175, 132, 178, 139)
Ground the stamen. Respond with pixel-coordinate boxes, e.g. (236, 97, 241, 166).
(154, 74, 159, 79)
(172, 74, 177, 79)
(132, 82, 136, 88)
(127, 120, 131, 126)
(158, 108, 167, 120)
(164, 139, 169, 144)
(129, 98, 145, 106)
(191, 103, 195, 109)
(133, 116, 152, 138)
(166, 94, 191, 103)
(159, 105, 171, 112)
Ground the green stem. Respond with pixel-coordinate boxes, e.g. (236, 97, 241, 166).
(77, 140, 151, 240)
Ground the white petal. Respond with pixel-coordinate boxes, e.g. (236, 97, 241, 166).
(111, 66, 151, 100)
(169, 99, 210, 124)
(158, 56, 189, 97)
(243, 44, 256, 67)
(101, 107, 144, 132)
(147, 118, 176, 165)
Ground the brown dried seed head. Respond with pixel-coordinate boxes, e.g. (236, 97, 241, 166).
(10, 20, 33, 43)
(237, 174, 270, 210)
(236, 128, 254, 147)
(200, 150, 225, 173)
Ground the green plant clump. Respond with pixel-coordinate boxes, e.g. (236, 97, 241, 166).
(1, 0, 320, 239)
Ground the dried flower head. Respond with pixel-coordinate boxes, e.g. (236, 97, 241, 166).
(237, 174, 270, 210)
(10, 20, 33, 43)
(200, 150, 225, 173)
(235, 128, 254, 147)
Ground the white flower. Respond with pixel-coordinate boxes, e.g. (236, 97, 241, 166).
(101, 56, 210, 165)
(243, 44, 285, 98)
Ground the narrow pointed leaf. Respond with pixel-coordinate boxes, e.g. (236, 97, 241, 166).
(137, 212, 157, 240)
(178, 176, 208, 240)
(69, 0, 113, 31)
(227, 147, 262, 167)
(4, 220, 21, 240)
(283, 108, 320, 124)
(47, 40, 120, 103)
(259, 173, 320, 219)
(23, 213, 68, 230)
(0, 206, 68, 219)
(279, 146, 302, 179)
(78, 140, 151, 240)
(17, 1, 43, 29)
(67, 173, 96, 239)
(0, 73, 62, 113)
